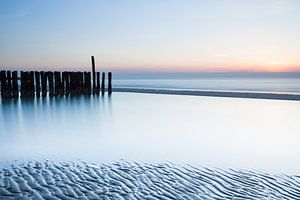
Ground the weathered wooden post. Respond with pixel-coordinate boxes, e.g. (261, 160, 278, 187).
(79, 72, 84, 95)
(86, 72, 91, 95)
(1, 71, 9, 98)
(62, 71, 69, 96)
(75, 72, 81, 95)
(108, 72, 112, 95)
(83, 72, 91, 95)
(54, 71, 61, 96)
(96, 72, 100, 95)
(20, 71, 25, 97)
(58, 72, 64, 96)
(12, 71, 18, 98)
(29, 71, 35, 97)
(41, 71, 47, 97)
(47, 72, 54, 97)
(24, 72, 30, 97)
(0, 71, 6, 97)
(101, 72, 105, 94)
(35, 71, 41, 97)
(91, 56, 96, 94)
(6, 71, 12, 98)
(69, 72, 75, 95)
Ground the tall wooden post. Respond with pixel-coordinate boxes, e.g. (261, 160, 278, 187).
(108, 72, 112, 95)
(91, 56, 96, 94)
(12, 71, 18, 98)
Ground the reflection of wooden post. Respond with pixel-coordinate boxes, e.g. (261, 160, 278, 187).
(96, 72, 100, 95)
(35, 71, 40, 97)
(91, 56, 96, 94)
(12, 71, 18, 98)
(108, 72, 112, 95)
(101, 72, 105, 94)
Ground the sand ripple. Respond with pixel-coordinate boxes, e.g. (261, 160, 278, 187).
(0, 161, 300, 199)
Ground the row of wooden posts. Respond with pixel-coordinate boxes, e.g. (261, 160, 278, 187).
(0, 56, 112, 98)
(0, 70, 112, 98)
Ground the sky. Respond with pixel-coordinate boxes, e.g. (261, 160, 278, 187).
(0, 0, 300, 72)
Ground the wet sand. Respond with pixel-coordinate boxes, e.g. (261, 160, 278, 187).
(114, 88, 300, 101)
(1, 161, 300, 199)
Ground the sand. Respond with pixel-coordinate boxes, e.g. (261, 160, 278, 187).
(1, 161, 300, 199)
(114, 88, 300, 101)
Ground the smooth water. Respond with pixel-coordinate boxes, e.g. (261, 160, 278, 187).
(0, 93, 299, 174)
(114, 78, 300, 94)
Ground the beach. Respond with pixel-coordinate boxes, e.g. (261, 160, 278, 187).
(1, 161, 300, 199)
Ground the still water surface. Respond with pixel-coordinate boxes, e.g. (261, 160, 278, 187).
(0, 93, 300, 174)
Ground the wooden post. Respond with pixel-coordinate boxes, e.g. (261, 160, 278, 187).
(96, 72, 100, 95)
(75, 72, 81, 95)
(24, 72, 30, 97)
(41, 71, 47, 97)
(101, 72, 105, 94)
(0, 71, 6, 97)
(108, 72, 112, 95)
(47, 72, 54, 97)
(58, 72, 64, 96)
(69, 72, 75, 95)
(29, 71, 34, 97)
(84, 72, 91, 95)
(54, 71, 61, 96)
(91, 56, 96, 94)
(0, 70, 5, 96)
(12, 71, 18, 98)
(35, 71, 41, 97)
(79, 72, 84, 95)
(20, 71, 25, 97)
(6, 71, 12, 98)
(62, 71, 69, 96)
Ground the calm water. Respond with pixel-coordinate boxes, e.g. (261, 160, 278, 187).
(0, 93, 300, 174)
(114, 78, 300, 94)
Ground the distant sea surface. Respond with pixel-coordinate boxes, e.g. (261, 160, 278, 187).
(113, 73, 300, 94)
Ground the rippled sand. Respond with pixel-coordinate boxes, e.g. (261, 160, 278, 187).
(1, 161, 300, 199)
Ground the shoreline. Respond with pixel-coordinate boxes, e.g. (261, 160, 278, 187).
(113, 88, 300, 101)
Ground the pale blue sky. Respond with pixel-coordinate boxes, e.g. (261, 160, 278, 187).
(1, 0, 300, 72)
